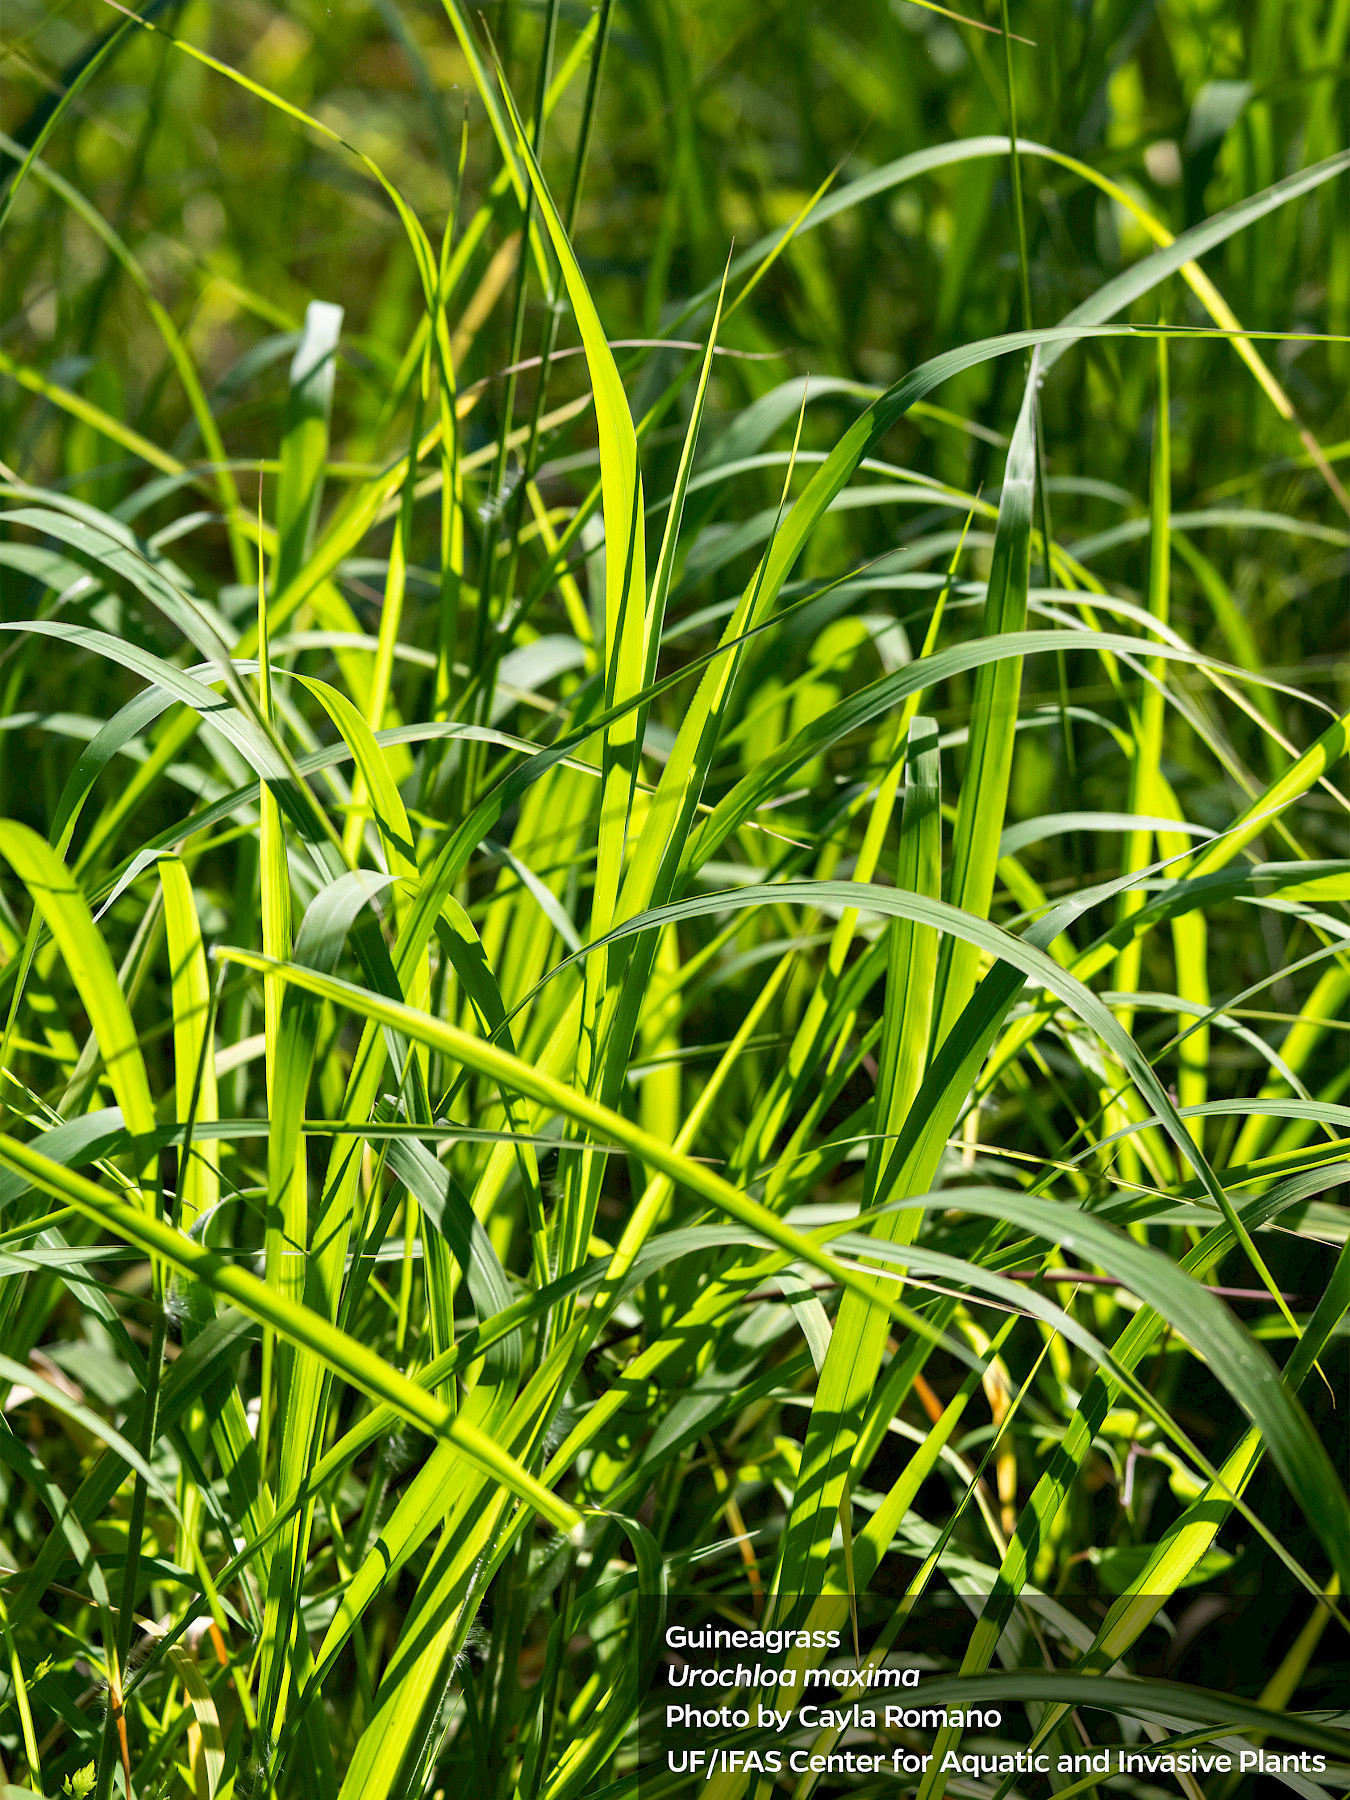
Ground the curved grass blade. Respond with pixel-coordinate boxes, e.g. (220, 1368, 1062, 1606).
(0, 1133, 583, 1536)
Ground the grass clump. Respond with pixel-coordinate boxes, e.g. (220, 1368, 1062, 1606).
(0, 1, 1346, 1796)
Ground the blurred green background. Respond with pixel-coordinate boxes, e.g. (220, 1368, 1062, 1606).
(3, 0, 1347, 526)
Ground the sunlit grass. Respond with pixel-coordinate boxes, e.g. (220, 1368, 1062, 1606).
(0, 1, 1346, 1797)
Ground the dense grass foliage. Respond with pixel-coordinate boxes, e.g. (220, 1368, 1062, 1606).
(0, 1, 1347, 1796)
